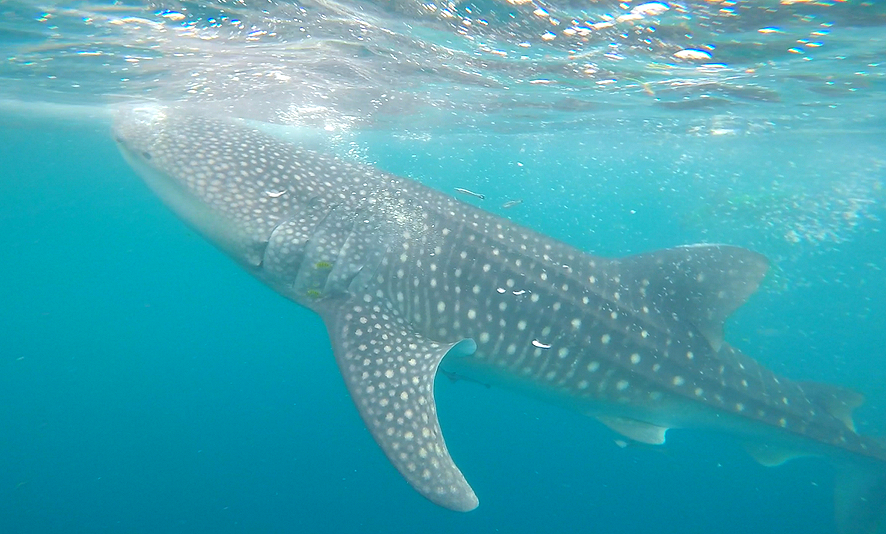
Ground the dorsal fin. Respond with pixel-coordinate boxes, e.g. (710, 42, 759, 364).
(799, 381, 865, 432)
(611, 244, 770, 351)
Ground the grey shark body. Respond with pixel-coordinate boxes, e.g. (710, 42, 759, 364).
(113, 106, 886, 532)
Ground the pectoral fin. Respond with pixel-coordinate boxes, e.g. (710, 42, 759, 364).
(596, 416, 669, 445)
(321, 298, 479, 511)
(745, 443, 814, 467)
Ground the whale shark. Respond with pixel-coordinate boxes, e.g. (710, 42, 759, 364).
(113, 105, 886, 533)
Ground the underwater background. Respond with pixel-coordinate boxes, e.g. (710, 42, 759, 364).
(1, 1, 884, 532)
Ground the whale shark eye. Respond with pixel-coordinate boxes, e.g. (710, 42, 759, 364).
(141, 150, 152, 160)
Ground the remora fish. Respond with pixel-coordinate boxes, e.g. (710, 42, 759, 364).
(113, 106, 886, 533)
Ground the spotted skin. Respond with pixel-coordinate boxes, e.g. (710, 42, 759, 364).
(114, 106, 886, 522)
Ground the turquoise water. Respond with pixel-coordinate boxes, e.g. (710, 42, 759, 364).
(1, 0, 885, 532)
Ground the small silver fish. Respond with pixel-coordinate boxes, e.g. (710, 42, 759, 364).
(454, 187, 485, 200)
(502, 199, 523, 209)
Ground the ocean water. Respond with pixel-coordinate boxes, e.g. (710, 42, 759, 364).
(1, 1, 885, 533)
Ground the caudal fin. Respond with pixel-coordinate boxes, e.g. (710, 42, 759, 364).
(835, 464, 886, 534)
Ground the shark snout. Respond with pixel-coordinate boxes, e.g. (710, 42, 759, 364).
(113, 105, 302, 270)
(112, 105, 168, 150)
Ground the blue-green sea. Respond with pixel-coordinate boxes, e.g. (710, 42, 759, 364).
(1, 1, 885, 533)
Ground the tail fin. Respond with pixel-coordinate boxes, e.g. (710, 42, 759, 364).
(835, 463, 886, 534)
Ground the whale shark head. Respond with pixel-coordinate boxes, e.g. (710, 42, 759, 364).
(113, 105, 302, 270)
